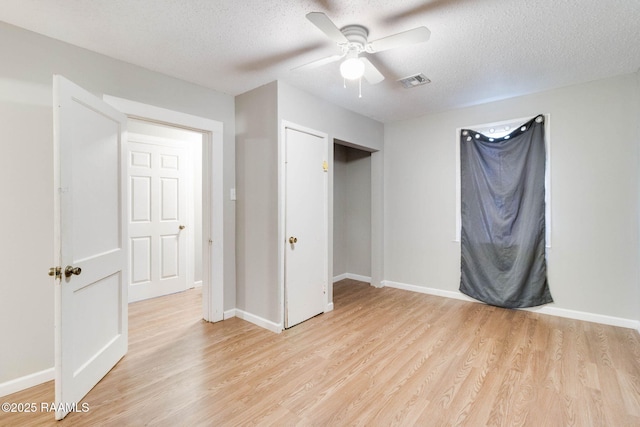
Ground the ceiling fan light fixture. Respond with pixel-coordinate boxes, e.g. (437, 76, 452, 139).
(340, 57, 365, 80)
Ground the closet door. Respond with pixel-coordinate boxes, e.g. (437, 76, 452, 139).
(284, 126, 328, 328)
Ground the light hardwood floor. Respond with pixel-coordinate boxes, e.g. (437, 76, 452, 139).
(2, 279, 640, 426)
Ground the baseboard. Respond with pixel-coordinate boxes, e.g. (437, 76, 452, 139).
(528, 305, 640, 331)
(333, 273, 372, 284)
(383, 280, 475, 302)
(193, 280, 203, 288)
(0, 368, 54, 398)
(325, 302, 334, 312)
(235, 309, 282, 334)
(333, 273, 348, 283)
(382, 280, 640, 331)
(223, 308, 236, 320)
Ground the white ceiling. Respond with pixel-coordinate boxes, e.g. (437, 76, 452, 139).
(2, 0, 640, 123)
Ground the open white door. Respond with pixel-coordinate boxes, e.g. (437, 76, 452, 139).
(53, 76, 128, 420)
(284, 126, 328, 328)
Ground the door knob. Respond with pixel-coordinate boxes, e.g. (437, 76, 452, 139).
(179, 225, 186, 230)
(64, 266, 82, 278)
(289, 236, 298, 244)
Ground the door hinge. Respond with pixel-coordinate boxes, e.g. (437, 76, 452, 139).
(322, 161, 328, 172)
(209, 238, 213, 245)
(48, 266, 62, 279)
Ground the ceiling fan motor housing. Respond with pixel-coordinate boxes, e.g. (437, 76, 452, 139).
(340, 25, 369, 53)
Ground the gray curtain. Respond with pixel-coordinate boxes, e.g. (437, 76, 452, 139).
(459, 115, 553, 308)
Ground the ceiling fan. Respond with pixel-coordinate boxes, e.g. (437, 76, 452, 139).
(294, 12, 431, 85)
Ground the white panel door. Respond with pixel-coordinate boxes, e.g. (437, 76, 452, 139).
(127, 135, 189, 302)
(285, 127, 328, 328)
(53, 76, 128, 420)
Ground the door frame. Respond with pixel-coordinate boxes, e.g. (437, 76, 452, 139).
(104, 95, 224, 322)
(279, 121, 330, 329)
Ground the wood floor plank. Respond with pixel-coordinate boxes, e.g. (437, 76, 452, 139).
(2, 279, 640, 426)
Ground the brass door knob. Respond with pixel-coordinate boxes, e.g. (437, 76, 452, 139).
(64, 266, 82, 277)
(179, 225, 186, 230)
(289, 236, 298, 244)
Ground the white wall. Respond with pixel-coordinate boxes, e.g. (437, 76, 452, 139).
(0, 22, 236, 389)
(235, 82, 279, 323)
(333, 145, 348, 276)
(234, 81, 384, 327)
(384, 72, 640, 323)
(333, 145, 372, 279)
(346, 148, 372, 278)
(278, 81, 384, 298)
(278, 82, 384, 152)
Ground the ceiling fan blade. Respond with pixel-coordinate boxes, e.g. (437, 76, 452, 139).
(306, 12, 349, 43)
(367, 26, 431, 53)
(360, 57, 385, 84)
(291, 53, 344, 71)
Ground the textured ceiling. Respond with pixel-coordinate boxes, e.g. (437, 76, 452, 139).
(1, 0, 639, 123)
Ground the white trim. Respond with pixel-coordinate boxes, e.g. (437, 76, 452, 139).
(333, 273, 372, 283)
(193, 280, 203, 288)
(278, 121, 285, 332)
(382, 280, 640, 331)
(526, 305, 640, 331)
(333, 273, 348, 283)
(0, 368, 54, 398)
(455, 114, 551, 248)
(104, 97, 223, 133)
(235, 310, 283, 334)
(383, 280, 476, 302)
(223, 308, 236, 319)
(103, 95, 225, 322)
(325, 302, 335, 312)
(346, 273, 371, 283)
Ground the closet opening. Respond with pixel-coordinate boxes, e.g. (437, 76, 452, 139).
(333, 142, 372, 285)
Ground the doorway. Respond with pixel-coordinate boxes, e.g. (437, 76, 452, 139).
(52, 79, 225, 420)
(104, 94, 225, 322)
(333, 143, 372, 283)
(126, 119, 203, 303)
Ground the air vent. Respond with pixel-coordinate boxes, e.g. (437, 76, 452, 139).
(398, 73, 431, 89)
